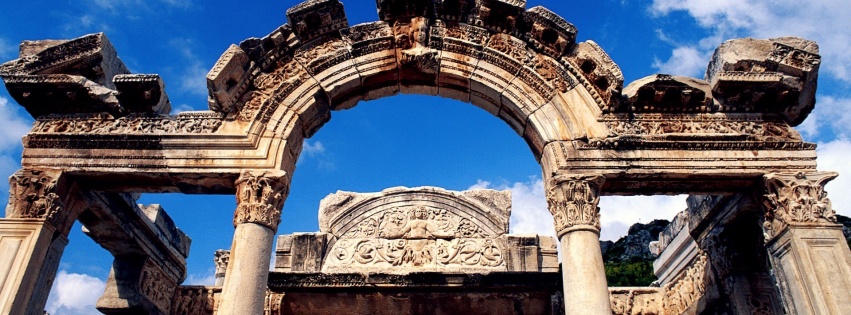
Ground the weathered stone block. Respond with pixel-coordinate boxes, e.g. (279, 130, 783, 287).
(113, 74, 171, 115)
(206, 44, 251, 114)
(706, 37, 820, 125)
(287, 0, 348, 43)
(2, 74, 122, 118)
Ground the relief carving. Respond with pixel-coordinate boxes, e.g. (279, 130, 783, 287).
(31, 112, 223, 134)
(546, 174, 604, 236)
(6, 169, 66, 229)
(663, 252, 710, 315)
(233, 171, 289, 229)
(171, 286, 217, 315)
(326, 205, 505, 270)
(394, 17, 439, 74)
(610, 288, 664, 315)
(604, 118, 801, 141)
(139, 261, 177, 313)
(761, 172, 838, 240)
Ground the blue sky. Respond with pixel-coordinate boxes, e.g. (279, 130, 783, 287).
(1, 1, 849, 313)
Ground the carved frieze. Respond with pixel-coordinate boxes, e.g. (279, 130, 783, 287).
(139, 260, 178, 314)
(663, 252, 710, 315)
(171, 286, 218, 315)
(31, 112, 223, 134)
(602, 114, 801, 141)
(521, 6, 577, 58)
(609, 288, 665, 315)
(761, 172, 838, 240)
(6, 169, 67, 230)
(233, 171, 289, 229)
(546, 174, 604, 236)
(325, 205, 506, 271)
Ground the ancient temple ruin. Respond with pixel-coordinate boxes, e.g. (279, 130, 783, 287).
(1, 0, 850, 314)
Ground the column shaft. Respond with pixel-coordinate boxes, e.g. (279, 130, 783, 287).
(216, 171, 288, 315)
(547, 174, 612, 315)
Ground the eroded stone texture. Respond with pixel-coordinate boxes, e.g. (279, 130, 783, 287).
(706, 37, 820, 125)
(0, 33, 171, 118)
(273, 186, 558, 274)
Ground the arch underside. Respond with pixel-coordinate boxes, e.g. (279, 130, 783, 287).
(3, 0, 820, 195)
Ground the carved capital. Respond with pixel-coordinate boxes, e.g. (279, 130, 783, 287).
(214, 249, 230, 279)
(6, 169, 68, 231)
(546, 174, 605, 236)
(233, 171, 289, 229)
(761, 172, 837, 240)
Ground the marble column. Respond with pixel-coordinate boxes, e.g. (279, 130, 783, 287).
(0, 169, 78, 315)
(547, 174, 612, 315)
(217, 171, 288, 315)
(761, 172, 851, 315)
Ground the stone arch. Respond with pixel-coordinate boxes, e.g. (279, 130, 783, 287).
(205, 0, 623, 168)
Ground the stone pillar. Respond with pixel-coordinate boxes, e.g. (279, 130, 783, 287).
(761, 172, 851, 315)
(546, 174, 612, 315)
(214, 249, 230, 286)
(217, 171, 288, 315)
(0, 169, 78, 315)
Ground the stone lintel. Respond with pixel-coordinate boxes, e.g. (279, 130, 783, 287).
(78, 192, 189, 282)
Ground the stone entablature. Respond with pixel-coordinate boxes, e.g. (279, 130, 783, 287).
(274, 187, 559, 274)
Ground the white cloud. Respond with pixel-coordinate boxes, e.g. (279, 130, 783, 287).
(45, 270, 106, 315)
(599, 195, 687, 241)
(652, 46, 710, 77)
(468, 178, 685, 242)
(0, 96, 32, 152)
(170, 38, 209, 96)
(817, 139, 851, 218)
(170, 104, 195, 115)
(302, 140, 326, 157)
(650, 0, 851, 83)
(800, 96, 851, 140)
(184, 269, 216, 286)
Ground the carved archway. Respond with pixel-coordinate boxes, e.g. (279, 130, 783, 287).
(0, 0, 839, 314)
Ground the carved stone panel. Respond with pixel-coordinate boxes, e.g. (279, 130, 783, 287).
(6, 169, 71, 233)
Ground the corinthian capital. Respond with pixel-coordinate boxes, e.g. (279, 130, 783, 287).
(233, 171, 289, 229)
(546, 174, 605, 236)
(6, 169, 69, 231)
(762, 172, 838, 240)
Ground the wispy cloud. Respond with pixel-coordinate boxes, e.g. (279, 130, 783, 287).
(45, 270, 106, 315)
(797, 96, 851, 140)
(170, 38, 209, 96)
(817, 139, 851, 217)
(650, 0, 851, 83)
(298, 140, 335, 170)
(184, 268, 216, 286)
(0, 38, 15, 60)
(0, 96, 32, 198)
(651, 46, 710, 77)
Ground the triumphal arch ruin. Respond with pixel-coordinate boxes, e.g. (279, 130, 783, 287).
(1, 0, 849, 314)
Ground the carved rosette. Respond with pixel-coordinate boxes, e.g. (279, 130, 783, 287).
(546, 174, 605, 236)
(6, 169, 67, 230)
(233, 171, 289, 230)
(761, 172, 838, 240)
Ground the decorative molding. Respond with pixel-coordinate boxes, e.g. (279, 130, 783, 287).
(761, 172, 838, 240)
(31, 112, 223, 134)
(546, 174, 605, 236)
(233, 171, 289, 229)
